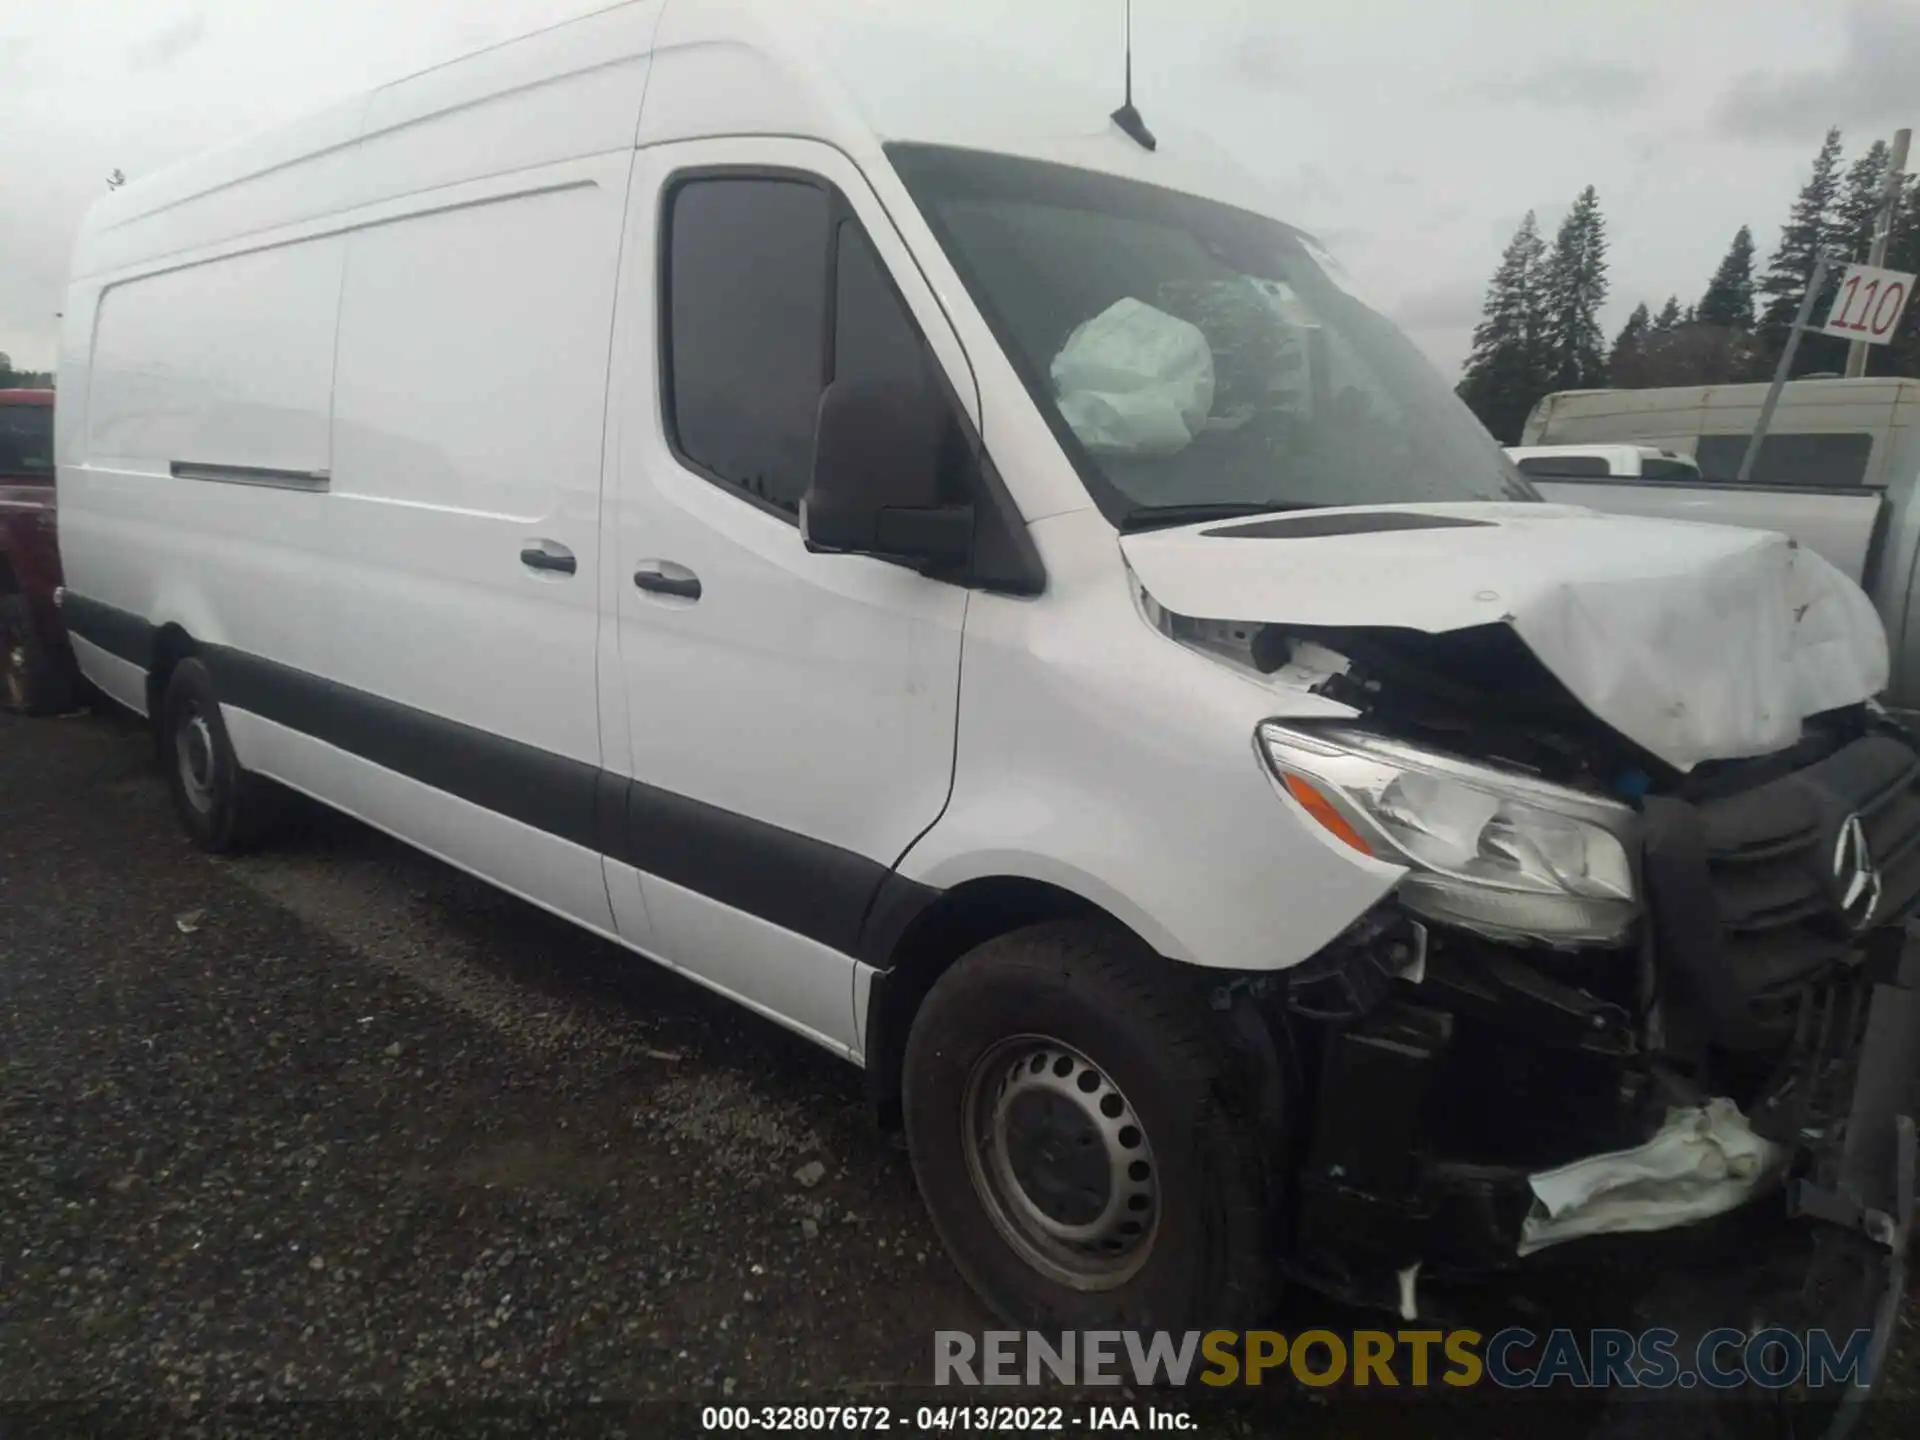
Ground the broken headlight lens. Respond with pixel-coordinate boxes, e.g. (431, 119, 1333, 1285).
(1258, 722, 1639, 945)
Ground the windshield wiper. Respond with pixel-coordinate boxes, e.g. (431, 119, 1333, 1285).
(1117, 501, 1312, 534)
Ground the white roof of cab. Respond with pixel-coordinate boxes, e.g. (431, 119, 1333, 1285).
(72, 0, 1291, 281)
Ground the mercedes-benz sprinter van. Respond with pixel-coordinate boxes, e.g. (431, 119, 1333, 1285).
(55, 0, 1920, 1355)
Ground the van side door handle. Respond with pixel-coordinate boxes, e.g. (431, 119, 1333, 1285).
(632, 560, 702, 601)
(521, 539, 577, 575)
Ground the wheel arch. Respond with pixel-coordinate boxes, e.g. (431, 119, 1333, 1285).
(145, 621, 199, 728)
(861, 874, 1158, 1129)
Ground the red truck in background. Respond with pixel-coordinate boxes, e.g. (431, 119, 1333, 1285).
(0, 389, 78, 714)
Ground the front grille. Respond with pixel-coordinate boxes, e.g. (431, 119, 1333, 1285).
(1643, 730, 1920, 1049)
(1747, 963, 1877, 1144)
(1701, 733, 1920, 951)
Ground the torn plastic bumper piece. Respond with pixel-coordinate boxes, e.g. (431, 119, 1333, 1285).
(1283, 918, 1916, 1353)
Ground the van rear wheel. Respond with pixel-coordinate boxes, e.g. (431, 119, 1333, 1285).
(902, 920, 1283, 1331)
(160, 657, 285, 852)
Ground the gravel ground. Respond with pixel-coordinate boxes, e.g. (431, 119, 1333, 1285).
(1, 704, 1915, 1438)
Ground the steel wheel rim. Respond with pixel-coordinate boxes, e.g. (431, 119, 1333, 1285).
(961, 1034, 1160, 1291)
(175, 707, 217, 813)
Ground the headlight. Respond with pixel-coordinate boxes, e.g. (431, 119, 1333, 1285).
(1258, 721, 1639, 945)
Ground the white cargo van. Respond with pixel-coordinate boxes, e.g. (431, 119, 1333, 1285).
(56, 0, 1920, 1344)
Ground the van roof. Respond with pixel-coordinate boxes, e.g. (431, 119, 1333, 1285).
(73, 0, 1290, 281)
(1523, 376, 1920, 449)
(1533, 377, 1920, 418)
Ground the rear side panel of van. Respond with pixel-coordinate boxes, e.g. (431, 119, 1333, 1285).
(58, 5, 664, 934)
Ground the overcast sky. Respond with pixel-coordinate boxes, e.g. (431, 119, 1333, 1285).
(3, 0, 1916, 377)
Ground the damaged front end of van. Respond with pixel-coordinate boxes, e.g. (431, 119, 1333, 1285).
(1132, 507, 1920, 1380)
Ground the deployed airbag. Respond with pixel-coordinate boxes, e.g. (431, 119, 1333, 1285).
(1051, 297, 1216, 456)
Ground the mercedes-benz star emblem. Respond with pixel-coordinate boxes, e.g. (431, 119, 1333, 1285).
(1832, 813, 1883, 932)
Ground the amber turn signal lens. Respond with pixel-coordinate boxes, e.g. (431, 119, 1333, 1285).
(1280, 773, 1373, 856)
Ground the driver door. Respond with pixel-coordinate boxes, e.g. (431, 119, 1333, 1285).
(599, 138, 978, 1055)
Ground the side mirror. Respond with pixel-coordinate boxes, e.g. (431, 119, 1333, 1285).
(801, 380, 974, 568)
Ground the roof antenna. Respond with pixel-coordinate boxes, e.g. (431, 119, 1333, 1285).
(1110, 0, 1157, 152)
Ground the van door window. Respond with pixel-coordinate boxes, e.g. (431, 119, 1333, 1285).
(1515, 455, 1610, 478)
(1639, 457, 1702, 482)
(1692, 432, 1874, 488)
(830, 221, 973, 503)
(832, 223, 936, 393)
(662, 177, 964, 518)
(663, 178, 832, 514)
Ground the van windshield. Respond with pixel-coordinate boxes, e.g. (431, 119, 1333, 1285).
(887, 144, 1536, 529)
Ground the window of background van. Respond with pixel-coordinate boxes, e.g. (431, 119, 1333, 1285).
(1693, 433, 1876, 488)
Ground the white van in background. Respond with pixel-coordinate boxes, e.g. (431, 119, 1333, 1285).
(1521, 378, 1920, 490)
(55, 0, 1920, 1349)
(1501, 439, 1889, 581)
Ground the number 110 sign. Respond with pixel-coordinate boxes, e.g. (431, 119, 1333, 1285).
(1819, 262, 1917, 345)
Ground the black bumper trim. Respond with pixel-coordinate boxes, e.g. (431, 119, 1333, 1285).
(1789, 920, 1920, 1249)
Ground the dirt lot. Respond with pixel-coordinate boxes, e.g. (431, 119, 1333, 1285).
(1, 704, 1915, 1437)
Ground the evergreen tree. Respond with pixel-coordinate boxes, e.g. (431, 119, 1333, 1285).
(1755, 127, 1846, 377)
(1608, 302, 1651, 387)
(1686, 226, 1760, 382)
(1642, 297, 1689, 386)
(1837, 140, 1892, 260)
(1458, 212, 1551, 442)
(1539, 186, 1610, 391)
(1697, 226, 1757, 330)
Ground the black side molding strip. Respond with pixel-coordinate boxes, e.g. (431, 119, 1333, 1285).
(203, 645, 603, 854)
(218, 652, 909, 959)
(51, 598, 931, 965)
(171, 460, 331, 493)
(609, 777, 893, 959)
(60, 593, 154, 669)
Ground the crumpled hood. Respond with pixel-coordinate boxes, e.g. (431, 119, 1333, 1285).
(1120, 502, 1889, 771)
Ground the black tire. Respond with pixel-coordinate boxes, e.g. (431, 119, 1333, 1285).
(159, 656, 285, 852)
(1, 593, 78, 717)
(902, 920, 1284, 1331)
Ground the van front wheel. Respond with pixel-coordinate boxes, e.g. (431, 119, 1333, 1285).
(902, 921, 1283, 1332)
(160, 657, 284, 852)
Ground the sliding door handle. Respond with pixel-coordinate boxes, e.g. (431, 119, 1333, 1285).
(521, 540, 577, 575)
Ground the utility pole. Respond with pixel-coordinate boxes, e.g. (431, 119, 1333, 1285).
(1845, 127, 1912, 379)
(1739, 251, 1834, 483)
